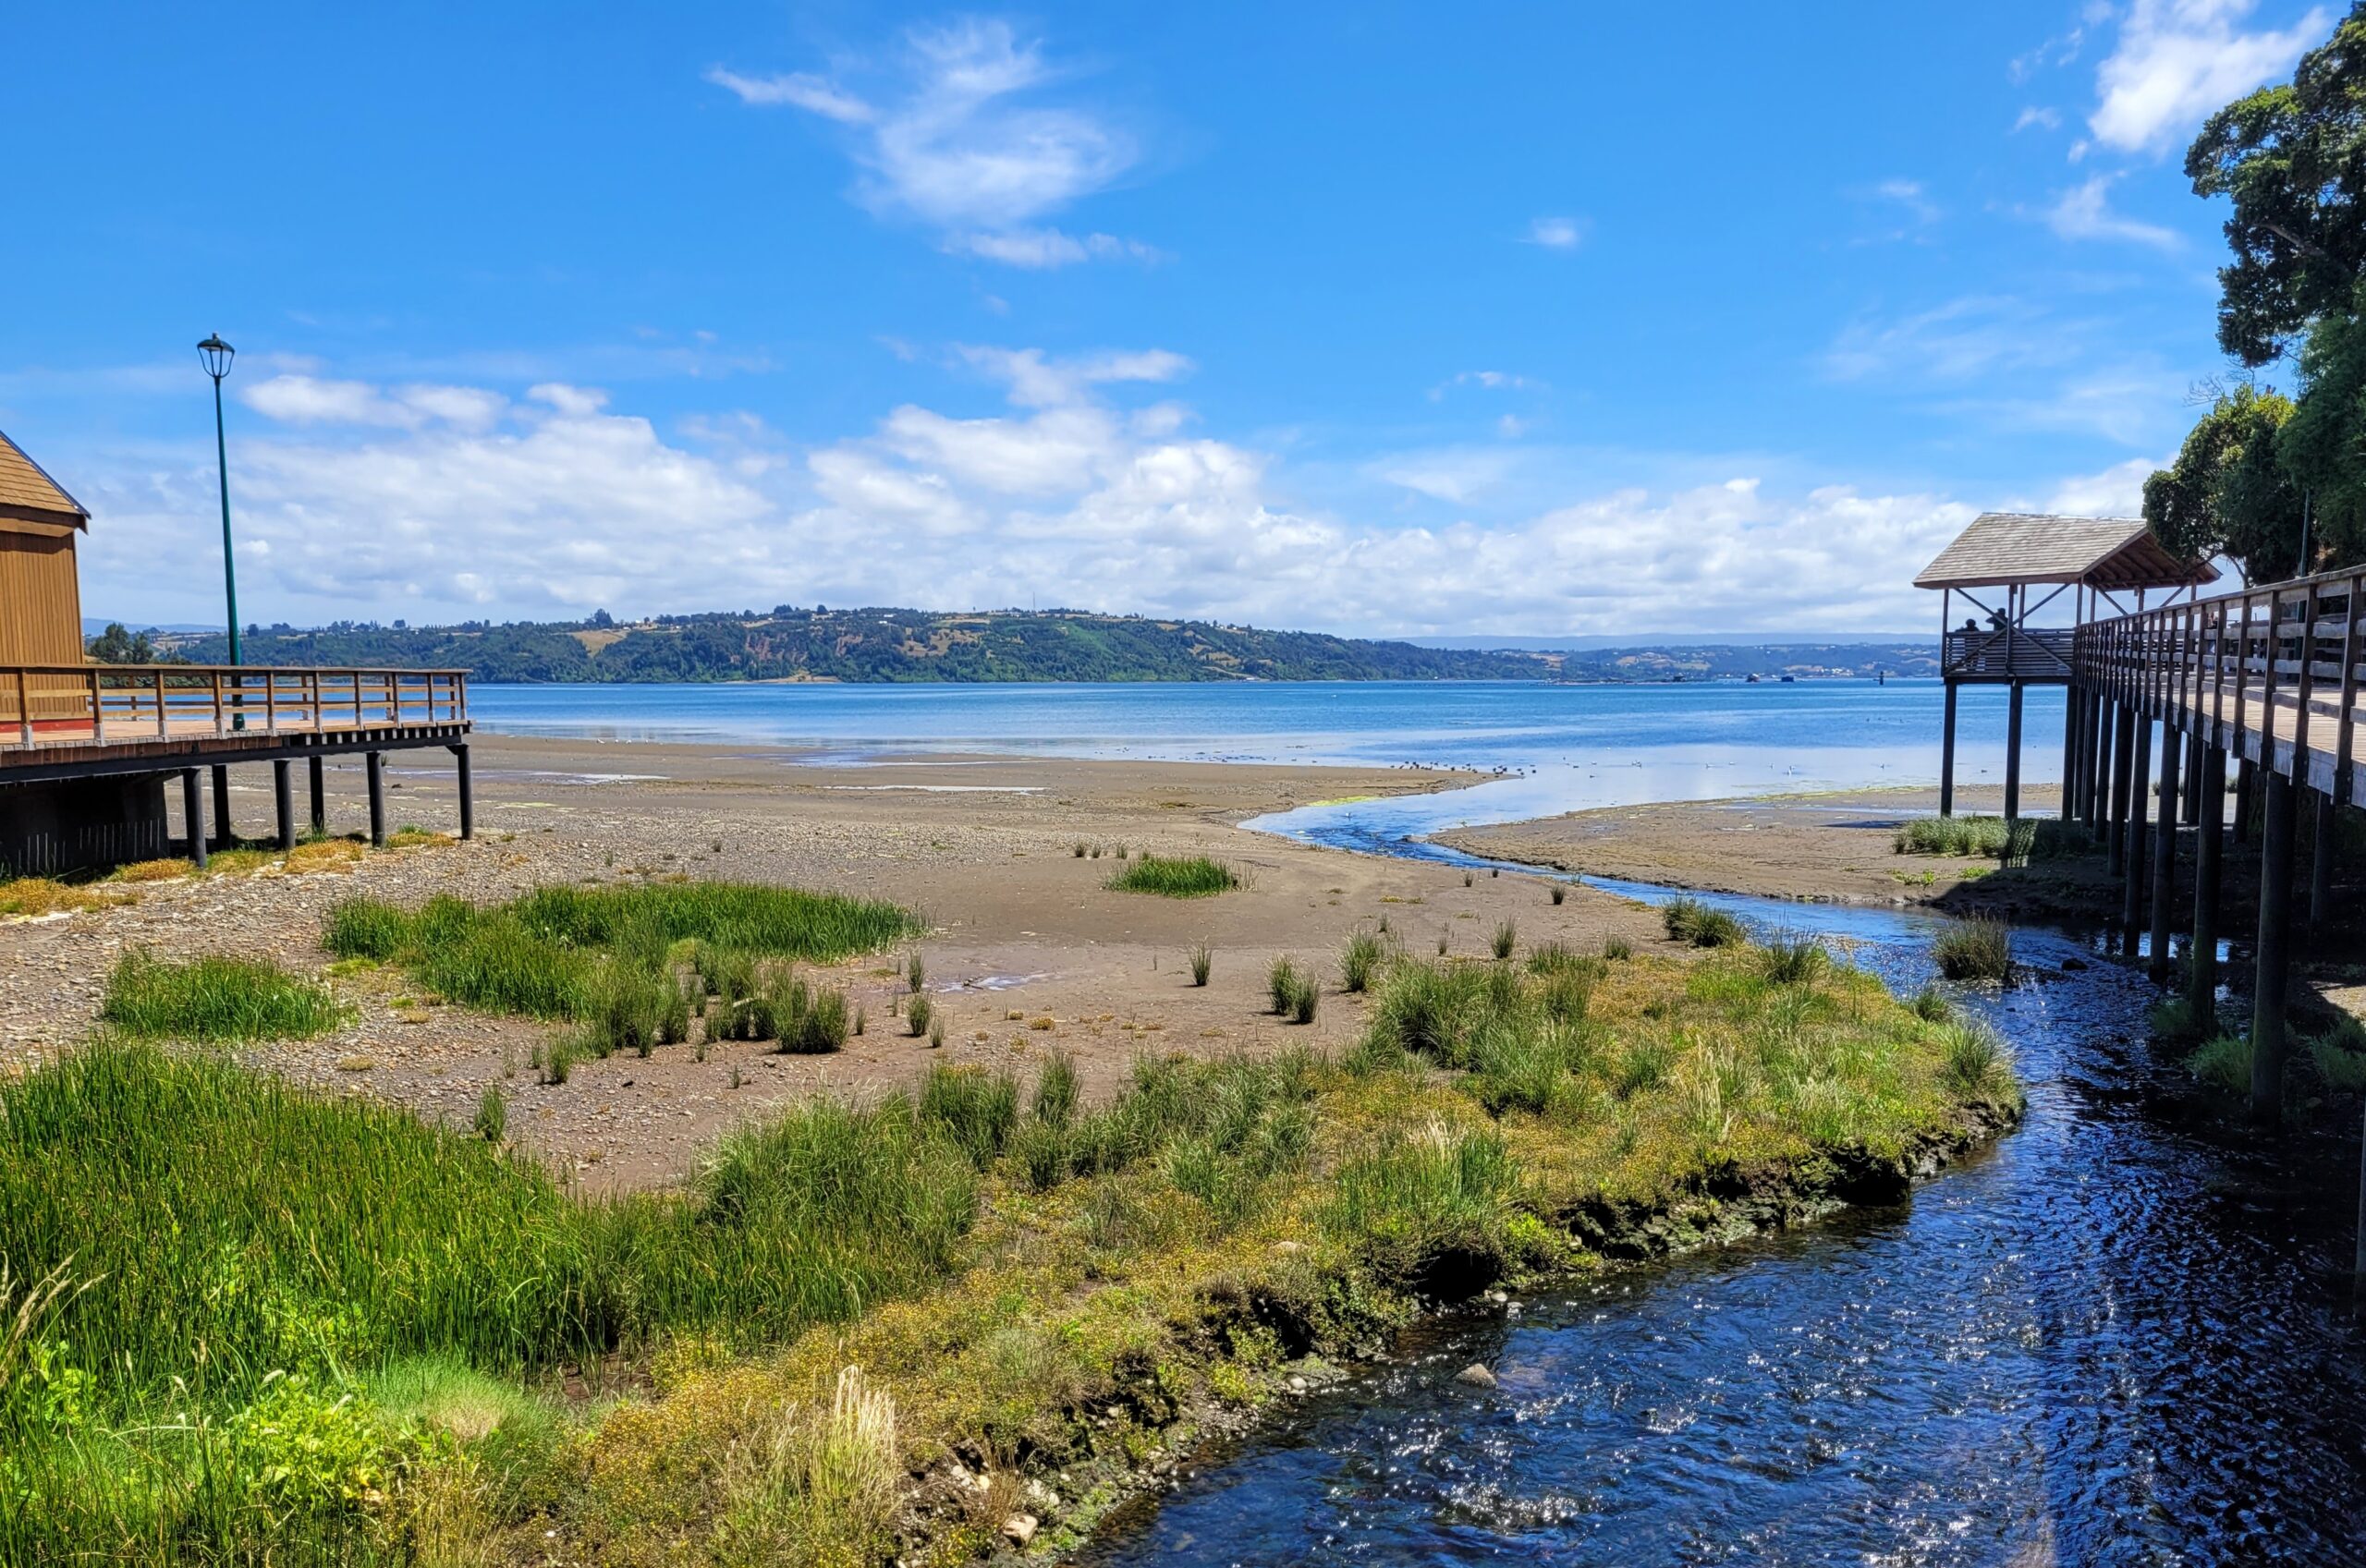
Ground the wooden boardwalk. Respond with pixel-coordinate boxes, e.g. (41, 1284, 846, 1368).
(2076, 572, 2361, 807)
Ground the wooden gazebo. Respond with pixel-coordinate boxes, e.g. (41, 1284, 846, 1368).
(1915, 512, 2217, 816)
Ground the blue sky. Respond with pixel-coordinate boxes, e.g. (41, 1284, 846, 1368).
(0, 1, 2336, 636)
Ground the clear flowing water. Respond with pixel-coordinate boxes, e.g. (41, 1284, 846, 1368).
(1081, 845, 2366, 1566)
(470, 679, 2057, 830)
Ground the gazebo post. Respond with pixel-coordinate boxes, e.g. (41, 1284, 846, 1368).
(1939, 682, 1958, 818)
(2005, 681, 2025, 820)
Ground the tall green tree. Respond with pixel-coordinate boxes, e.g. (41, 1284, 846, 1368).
(2186, 3, 2366, 366)
(2275, 284, 2366, 570)
(2143, 384, 2301, 583)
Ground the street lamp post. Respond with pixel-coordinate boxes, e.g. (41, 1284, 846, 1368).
(198, 334, 238, 661)
(198, 334, 241, 731)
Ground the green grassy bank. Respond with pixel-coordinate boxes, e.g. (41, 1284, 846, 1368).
(2, 923, 2018, 1566)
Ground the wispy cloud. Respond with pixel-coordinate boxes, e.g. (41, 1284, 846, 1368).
(1823, 296, 2077, 383)
(2042, 174, 2180, 249)
(2013, 105, 2063, 132)
(1524, 216, 1584, 249)
(1429, 370, 1544, 401)
(708, 18, 1150, 267)
(2088, 0, 2328, 154)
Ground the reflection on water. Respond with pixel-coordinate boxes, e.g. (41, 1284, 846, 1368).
(1083, 843, 2366, 1566)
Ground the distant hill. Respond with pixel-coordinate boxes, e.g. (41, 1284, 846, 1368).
(1549, 642, 1938, 680)
(1413, 632, 1931, 651)
(154, 608, 1557, 685)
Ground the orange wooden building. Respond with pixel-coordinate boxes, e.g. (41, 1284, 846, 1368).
(0, 429, 91, 665)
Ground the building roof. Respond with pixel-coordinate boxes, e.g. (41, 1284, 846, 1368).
(1914, 512, 2218, 591)
(0, 429, 90, 529)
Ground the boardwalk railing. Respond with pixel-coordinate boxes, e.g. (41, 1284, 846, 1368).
(0, 664, 470, 753)
(1944, 626, 2076, 682)
(2072, 566, 2361, 807)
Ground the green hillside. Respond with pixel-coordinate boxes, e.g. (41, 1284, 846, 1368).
(158, 607, 1555, 684)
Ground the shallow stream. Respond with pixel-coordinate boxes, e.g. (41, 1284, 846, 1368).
(1079, 815, 2366, 1565)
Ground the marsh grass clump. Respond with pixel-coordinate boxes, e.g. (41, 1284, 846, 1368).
(2148, 996, 2203, 1042)
(1894, 815, 2010, 857)
(906, 993, 933, 1039)
(1287, 973, 1321, 1026)
(918, 1064, 1019, 1168)
(2187, 1033, 2252, 1100)
(1340, 931, 1385, 993)
(1937, 1020, 2014, 1100)
(1031, 1052, 1080, 1128)
(1931, 918, 2011, 982)
(1663, 897, 1745, 948)
(1491, 920, 1518, 961)
(474, 1086, 507, 1144)
(2307, 1016, 2366, 1091)
(1268, 957, 1304, 1015)
(1550, 882, 1567, 906)
(1603, 935, 1633, 961)
(1758, 934, 1831, 988)
(1326, 1124, 1518, 1292)
(906, 953, 926, 994)
(1106, 855, 1241, 897)
(1910, 986, 1951, 1023)
(99, 951, 349, 1042)
(1189, 942, 1213, 987)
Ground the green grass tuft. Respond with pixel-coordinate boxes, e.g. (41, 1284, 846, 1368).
(1931, 918, 2011, 982)
(99, 952, 350, 1042)
(1105, 855, 1241, 897)
(1664, 897, 1746, 948)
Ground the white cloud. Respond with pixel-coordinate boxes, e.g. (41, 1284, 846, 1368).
(2043, 174, 2180, 248)
(711, 18, 1148, 265)
(240, 375, 508, 432)
(2013, 105, 2063, 132)
(2046, 456, 2160, 516)
(2089, 0, 2327, 153)
(1525, 216, 1583, 249)
(1824, 296, 2075, 383)
(703, 67, 874, 123)
(1872, 178, 1940, 224)
(1430, 370, 1544, 401)
(72, 355, 2071, 637)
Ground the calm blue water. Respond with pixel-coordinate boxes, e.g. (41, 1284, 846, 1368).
(470, 680, 2062, 833)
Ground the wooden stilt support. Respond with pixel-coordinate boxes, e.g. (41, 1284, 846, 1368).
(2235, 756, 2256, 846)
(309, 755, 325, 835)
(1939, 682, 1958, 818)
(2309, 795, 2335, 941)
(181, 769, 208, 869)
(2062, 687, 2082, 821)
(2121, 719, 2152, 954)
(2091, 697, 2115, 840)
(453, 742, 474, 841)
(2355, 1096, 2366, 1308)
(211, 762, 232, 849)
(2184, 729, 2204, 825)
(273, 760, 295, 852)
(2189, 745, 2224, 1035)
(2250, 770, 2299, 1130)
(2108, 704, 2135, 874)
(366, 750, 386, 848)
(2149, 725, 2179, 981)
(2005, 683, 2025, 820)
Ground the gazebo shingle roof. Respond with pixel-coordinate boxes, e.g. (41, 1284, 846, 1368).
(1915, 513, 2217, 591)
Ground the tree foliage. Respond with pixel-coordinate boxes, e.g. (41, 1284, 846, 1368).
(2276, 283, 2366, 569)
(83, 623, 161, 664)
(2141, 383, 2300, 582)
(2186, 3, 2366, 366)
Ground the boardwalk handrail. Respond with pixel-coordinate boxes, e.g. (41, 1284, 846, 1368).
(2071, 564, 2361, 807)
(0, 663, 470, 752)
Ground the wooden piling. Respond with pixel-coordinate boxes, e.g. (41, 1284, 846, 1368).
(210, 762, 232, 849)
(2120, 719, 2152, 954)
(2309, 795, 2335, 941)
(308, 755, 325, 835)
(2250, 770, 2299, 1130)
(2062, 687, 2082, 821)
(273, 760, 295, 852)
(1939, 682, 1958, 819)
(366, 750, 386, 848)
(2091, 698, 2115, 840)
(2189, 745, 2224, 1035)
(453, 742, 474, 841)
(180, 769, 207, 869)
(2235, 756, 2255, 846)
(2108, 705, 2135, 874)
(2005, 683, 2025, 820)
(2149, 723, 2179, 981)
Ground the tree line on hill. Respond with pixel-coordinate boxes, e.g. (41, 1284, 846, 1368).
(2145, 5, 2366, 583)
(152, 608, 1557, 684)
